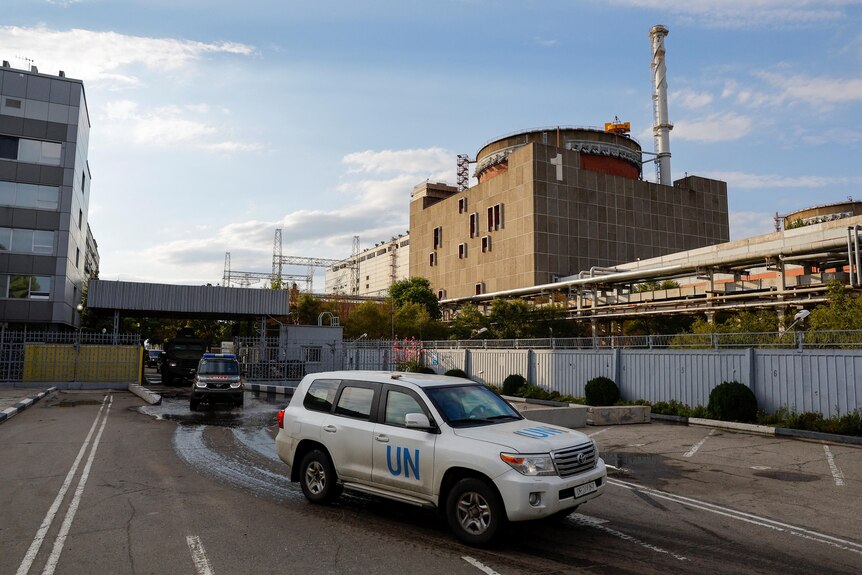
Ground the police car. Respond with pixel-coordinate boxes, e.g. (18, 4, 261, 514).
(275, 371, 606, 545)
(190, 353, 243, 411)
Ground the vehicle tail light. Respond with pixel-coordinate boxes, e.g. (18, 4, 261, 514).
(277, 409, 285, 429)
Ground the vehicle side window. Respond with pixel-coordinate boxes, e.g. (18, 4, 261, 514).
(334, 386, 375, 420)
(303, 379, 340, 413)
(384, 390, 425, 427)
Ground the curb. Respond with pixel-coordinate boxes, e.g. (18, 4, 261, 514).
(247, 383, 296, 396)
(501, 394, 570, 407)
(129, 384, 162, 405)
(0, 387, 57, 424)
(651, 413, 861, 445)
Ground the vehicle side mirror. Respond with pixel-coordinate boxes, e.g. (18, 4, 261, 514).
(405, 413, 432, 429)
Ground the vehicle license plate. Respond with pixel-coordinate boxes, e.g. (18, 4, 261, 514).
(574, 481, 597, 498)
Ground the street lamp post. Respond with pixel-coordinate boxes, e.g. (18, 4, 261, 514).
(74, 304, 83, 383)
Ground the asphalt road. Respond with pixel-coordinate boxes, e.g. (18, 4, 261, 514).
(1, 375, 860, 574)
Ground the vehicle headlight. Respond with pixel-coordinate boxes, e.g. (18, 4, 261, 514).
(500, 453, 556, 476)
(230, 380, 242, 389)
(195, 379, 207, 388)
(169, 361, 177, 367)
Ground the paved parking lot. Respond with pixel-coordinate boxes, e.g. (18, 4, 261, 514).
(1, 382, 860, 574)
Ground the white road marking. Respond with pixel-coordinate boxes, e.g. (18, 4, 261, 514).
(567, 512, 688, 561)
(608, 477, 862, 556)
(462, 556, 502, 575)
(751, 466, 771, 471)
(187, 536, 215, 575)
(823, 445, 845, 487)
(16, 396, 109, 575)
(588, 428, 610, 437)
(683, 429, 716, 458)
(41, 396, 113, 575)
(570, 512, 609, 525)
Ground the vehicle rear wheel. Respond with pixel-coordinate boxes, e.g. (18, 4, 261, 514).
(299, 449, 340, 504)
(234, 396, 244, 408)
(446, 478, 506, 546)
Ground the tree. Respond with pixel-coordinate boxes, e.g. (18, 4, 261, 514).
(449, 304, 487, 339)
(488, 299, 533, 339)
(342, 301, 390, 339)
(809, 281, 862, 331)
(389, 277, 441, 320)
(394, 302, 431, 339)
(293, 293, 324, 325)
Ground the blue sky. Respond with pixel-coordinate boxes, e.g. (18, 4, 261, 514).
(2, 0, 861, 287)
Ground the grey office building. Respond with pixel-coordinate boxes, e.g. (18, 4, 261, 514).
(0, 62, 97, 329)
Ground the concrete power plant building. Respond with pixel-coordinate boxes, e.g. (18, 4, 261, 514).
(0, 61, 97, 329)
(409, 127, 729, 300)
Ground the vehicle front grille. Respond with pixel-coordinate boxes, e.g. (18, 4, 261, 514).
(552, 442, 597, 477)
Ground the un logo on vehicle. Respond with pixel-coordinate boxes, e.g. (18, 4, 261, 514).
(386, 445, 420, 480)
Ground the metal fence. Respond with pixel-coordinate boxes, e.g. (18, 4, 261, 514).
(421, 330, 862, 351)
(0, 330, 142, 386)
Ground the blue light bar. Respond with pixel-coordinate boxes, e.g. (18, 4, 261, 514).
(202, 353, 237, 359)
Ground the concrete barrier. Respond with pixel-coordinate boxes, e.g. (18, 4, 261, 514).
(129, 384, 161, 405)
(587, 405, 651, 425)
(520, 405, 588, 428)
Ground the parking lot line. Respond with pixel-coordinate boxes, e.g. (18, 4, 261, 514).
(16, 395, 110, 575)
(566, 512, 688, 561)
(187, 535, 215, 575)
(608, 478, 862, 556)
(42, 396, 113, 575)
(588, 428, 610, 437)
(683, 429, 716, 458)
(823, 445, 846, 486)
(462, 556, 502, 575)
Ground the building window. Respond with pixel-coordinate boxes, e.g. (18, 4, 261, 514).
(2, 275, 52, 299)
(76, 248, 80, 268)
(429, 252, 437, 266)
(0, 135, 62, 166)
(437, 289, 446, 300)
(458, 197, 467, 214)
(303, 346, 322, 363)
(78, 209, 83, 230)
(0, 182, 60, 210)
(469, 212, 478, 238)
(0, 228, 55, 255)
(475, 282, 484, 295)
(458, 243, 467, 259)
(487, 204, 503, 231)
(481, 235, 491, 253)
(433, 226, 442, 248)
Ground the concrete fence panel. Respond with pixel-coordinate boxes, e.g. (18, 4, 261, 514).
(469, 350, 530, 387)
(422, 349, 466, 374)
(754, 351, 862, 415)
(534, 350, 616, 397)
(618, 350, 748, 406)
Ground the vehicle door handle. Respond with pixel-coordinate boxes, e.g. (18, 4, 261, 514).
(323, 425, 337, 433)
(375, 434, 389, 443)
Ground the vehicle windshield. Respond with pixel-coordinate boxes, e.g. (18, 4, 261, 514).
(425, 384, 522, 428)
(148, 350, 161, 357)
(198, 359, 239, 375)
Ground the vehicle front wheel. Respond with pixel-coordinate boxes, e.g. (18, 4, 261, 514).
(189, 398, 199, 411)
(446, 478, 506, 546)
(299, 449, 340, 504)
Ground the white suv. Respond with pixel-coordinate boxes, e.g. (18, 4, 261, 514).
(275, 371, 606, 545)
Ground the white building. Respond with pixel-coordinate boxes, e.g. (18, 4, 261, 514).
(325, 234, 410, 296)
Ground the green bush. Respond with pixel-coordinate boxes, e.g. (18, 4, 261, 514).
(502, 374, 527, 396)
(414, 366, 436, 374)
(690, 405, 709, 418)
(707, 381, 757, 422)
(584, 377, 620, 406)
(444, 368, 469, 378)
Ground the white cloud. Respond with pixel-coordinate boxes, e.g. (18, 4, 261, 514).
(602, 0, 860, 28)
(671, 88, 713, 109)
(701, 172, 862, 189)
(342, 147, 452, 176)
(533, 37, 558, 47)
(0, 25, 256, 89)
(756, 71, 862, 106)
(671, 112, 753, 142)
(729, 211, 777, 240)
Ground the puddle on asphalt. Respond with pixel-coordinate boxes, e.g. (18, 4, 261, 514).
(56, 400, 104, 407)
(752, 470, 819, 482)
(139, 392, 286, 429)
(603, 451, 685, 485)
